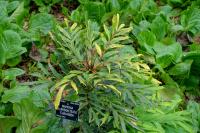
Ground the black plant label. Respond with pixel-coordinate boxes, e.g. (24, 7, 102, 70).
(56, 100, 79, 121)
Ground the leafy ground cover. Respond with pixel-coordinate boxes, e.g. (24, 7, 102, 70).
(0, 0, 200, 133)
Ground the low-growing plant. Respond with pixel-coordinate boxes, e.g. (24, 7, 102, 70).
(49, 14, 189, 132)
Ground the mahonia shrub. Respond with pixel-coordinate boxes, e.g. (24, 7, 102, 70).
(50, 15, 195, 133)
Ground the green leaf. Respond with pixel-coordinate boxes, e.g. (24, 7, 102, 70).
(119, 45, 137, 57)
(14, 99, 45, 133)
(106, 0, 121, 11)
(84, 2, 106, 23)
(6, 56, 22, 67)
(1, 30, 26, 61)
(169, 0, 184, 4)
(137, 30, 156, 54)
(33, 0, 45, 6)
(2, 86, 31, 103)
(70, 7, 84, 23)
(0, 115, 20, 133)
(3, 68, 25, 80)
(0, 1, 8, 17)
(0, 36, 6, 64)
(7, 1, 19, 13)
(138, 30, 156, 46)
(183, 51, 200, 61)
(10, 2, 26, 24)
(181, 6, 200, 34)
(29, 13, 55, 35)
(30, 83, 51, 108)
(150, 16, 167, 40)
(119, 116, 127, 133)
(153, 42, 182, 68)
(184, 75, 199, 91)
(168, 60, 193, 76)
(101, 112, 110, 126)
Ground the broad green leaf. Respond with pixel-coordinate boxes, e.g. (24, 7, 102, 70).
(2, 86, 30, 103)
(3, 68, 25, 80)
(31, 83, 51, 108)
(137, 30, 156, 46)
(7, 1, 19, 13)
(183, 51, 200, 61)
(181, 6, 200, 34)
(168, 60, 193, 76)
(0, 1, 8, 17)
(14, 99, 45, 133)
(1, 30, 26, 61)
(137, 30, 156, 54)
(128, 0, 141, 11)
(107, 0, 121, 11)
(154, 42, 182, 68)
(29, 13, 55, 35)
(10, 2, 26, 24)
(184, 75, 199, 91)
(6, 56, 21, 67)
(70, 7, 84, 23)
(0, 115, 20, 133)
(150, 16, 167, 40)
(84, 2, 106, 23)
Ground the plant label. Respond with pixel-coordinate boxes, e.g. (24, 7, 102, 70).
(56, 100, 79, 121)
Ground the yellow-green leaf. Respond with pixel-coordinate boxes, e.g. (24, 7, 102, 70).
(112, 14, 120, 30)
(54, 84, 66, 110)
(132, 62, 140, 71)
(107, 44, 124, 50)
(64, 18, 69, 27)
(77, 75, 86, 86)
(111, 36, 129, 44)
(95, 43, 102, 57)
(100, 112, 110, 126)
(51, 79, 69, 92)
(107, 64, 111, 74)
(107, 78, 125, 83)
(103, 24, 110, 40)
(71, 81, 78, 94)
(107, 85, 121, 95)
(118, 24, 125, 29)
(151, 78, 162, 85)
(139, 63, 150, 70)
(70, 23, 77, 30)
